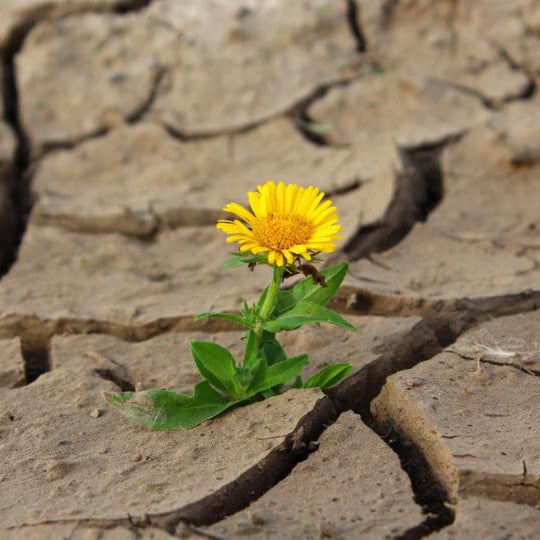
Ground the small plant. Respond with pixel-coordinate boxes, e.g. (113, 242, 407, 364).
(106, 181, 358, 429)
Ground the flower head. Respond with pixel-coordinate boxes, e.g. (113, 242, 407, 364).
(217, 180, 343, 267)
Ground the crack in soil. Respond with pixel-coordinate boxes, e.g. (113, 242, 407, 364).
(21, 334, 50, 384)
(345, 0, 367, 53)
(284, 0, 367, 147)
(158, 75, 367, 147)
(326, 319, 454, 538)
(94, 367, 135, 392)
(429, 68, 535, 111)
(324, 290, 540, 537)
(338, 140, 449, 262)
(3, 289, 540, 536)
(126, 65, 167, 125)
(0, 313, 241, 343)
(0, 0, 158, 279)
(160, 70, 366, 144)
(2, 290, 540, 364)
(5, 395, 338, 536)
(490, 40, 538, 102)
(39, 62, 167, 154)
(325, 177, 364, 197)
(330, 285, 448, 317)
(382, 425, 454, 540)
(0, 1, 154, 60)
(32, 204, 228, 240)
(327, 290, 540, 415)
(459, 471, 540, 507)
(430, 38, 537, 111)
(287, 80, 351, 147)
(0, 53, 32, 279)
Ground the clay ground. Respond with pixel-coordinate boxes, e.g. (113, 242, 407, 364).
(0, 1, 540, 538)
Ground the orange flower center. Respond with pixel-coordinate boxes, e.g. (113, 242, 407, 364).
(251, 214, 313, 251)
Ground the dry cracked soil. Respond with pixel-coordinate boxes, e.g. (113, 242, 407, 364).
(0, 1, 540, 539)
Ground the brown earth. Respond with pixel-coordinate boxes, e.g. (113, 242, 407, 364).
(0, 1, 539, 538)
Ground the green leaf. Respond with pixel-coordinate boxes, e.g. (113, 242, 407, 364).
(224, 254, 247, 268)
(275, 263, 348, 315)
(224, 252, 269, 268)
(194, 311, 247, 327)
(106, 389, 189, 430)
(181, 382, 239, 427)
(256, 284, 270, 315)
(248, 354, 308, 396)
(105, 382, 238, 430)
(303, 363, 352, 389)
(241, 299, 250, 318)
(261, 331, 287, 366)
(189, 341, 239, 399)
(263, 301, 359, 333)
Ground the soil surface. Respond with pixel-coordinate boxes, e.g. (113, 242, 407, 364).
(0, 1, 539, 538)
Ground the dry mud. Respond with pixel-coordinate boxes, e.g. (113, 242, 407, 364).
(0, 1, 539, 538)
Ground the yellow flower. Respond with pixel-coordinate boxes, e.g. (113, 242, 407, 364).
(217, 180, 343, 267)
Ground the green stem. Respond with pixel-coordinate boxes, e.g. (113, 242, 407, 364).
(258, 264, 284, 326)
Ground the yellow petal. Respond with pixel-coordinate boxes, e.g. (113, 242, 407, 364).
(311, 225, 341, 237)
(248, 191, 264, 218)
(226, 236, 251, 243)
(305, 191, 325, 218)
(216, 223, 242, 233)
(283, 249, 294, 264)
(276, 181, 286, 214)
(296, 186, 316, 215)
(250, 245, 270, 254)
(313, 206, 337, 225)
(223, 202, 255, 223)
(265, 181, 278, 214)
(289, 244, 309, 256)
(284, 183, 297, 214)
(306, 242, 336, 252)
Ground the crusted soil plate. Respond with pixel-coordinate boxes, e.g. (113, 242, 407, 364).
(0, 367, 327, 528)
(372, 311, 540, 507)
(31, 119, 397, 240)
(16, 0, 363, 148)
(346, 113, 540, 299)
(206, 411, 423, 539)
(0, 224, 270, 335)
(0, 337, 24, 388)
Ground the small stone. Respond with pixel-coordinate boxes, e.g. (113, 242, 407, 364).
(44, 460, 69, 481)
(89, 408, 101, 418)
(234, 519, 258, 533)
(246, 511, 265, 525)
